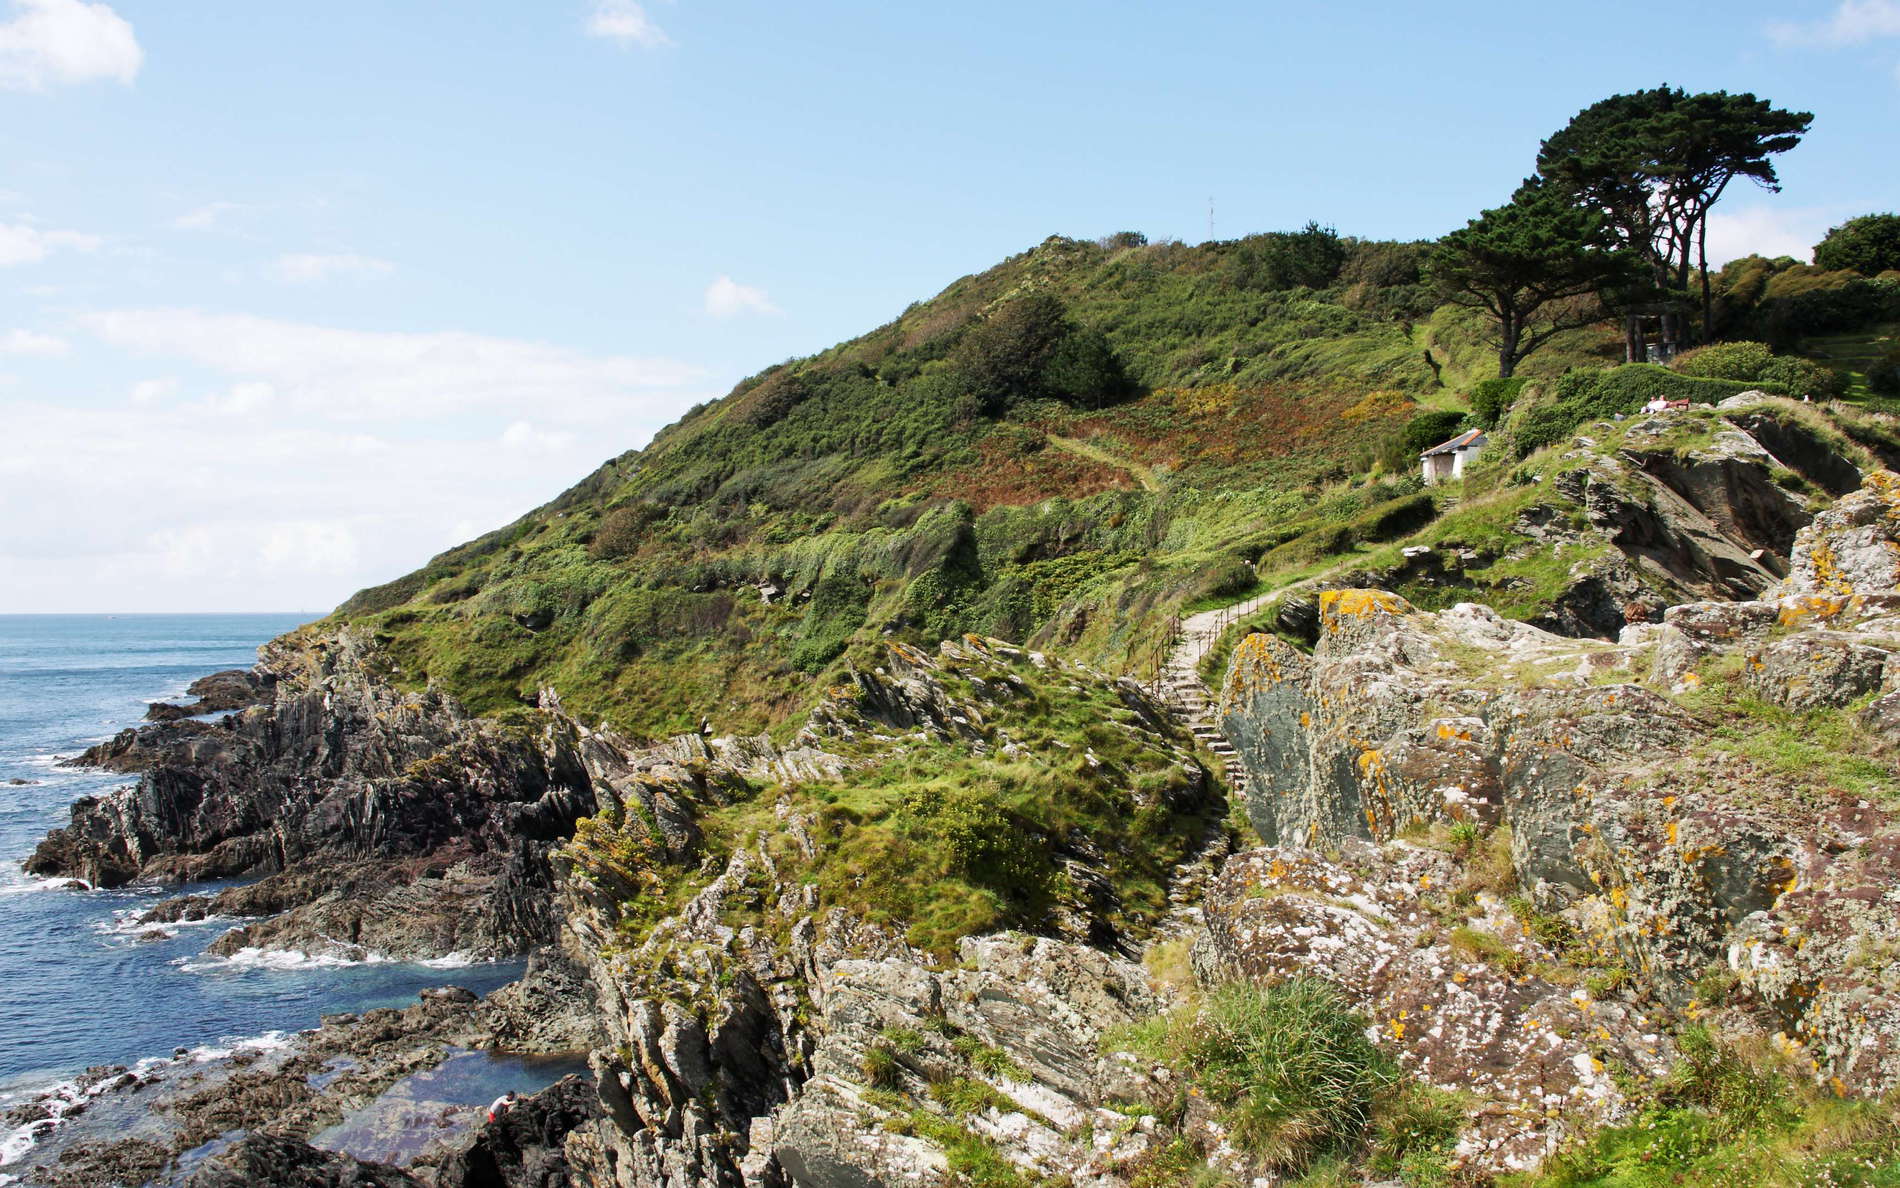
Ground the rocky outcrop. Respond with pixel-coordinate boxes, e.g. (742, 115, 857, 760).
(1357, 403, 1878, 641)
(555, 636, 1218, 1188)
(434, 1075, 599, 1188)
(145, 668, 276, 723)
(182, 1134, 424, 1188)
(1216, 473, 1900, 1096)
(1194, 842, 1672, 1172)
(26, 632, 600, 960)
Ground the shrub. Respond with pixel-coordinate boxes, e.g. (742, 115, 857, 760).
(1169, 979, 1397, 1172)
(1226, 222, 1348, 291)
(1869, 346, 1900, 397)
(947, 292, 1131, 413)
(1673, 340, 1773, 381)
(1400, 410, 1467, 457)
(1759, 355, 1847, 400)
(589, 502, 666, 560)
(1468, 376, 1528, 428)
(790, 570, 870, 673)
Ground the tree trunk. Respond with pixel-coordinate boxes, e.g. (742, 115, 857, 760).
(1626, 315, 1646, 363)
(1498, 319, 1521, 379)
(1710, 210, 1725, 342)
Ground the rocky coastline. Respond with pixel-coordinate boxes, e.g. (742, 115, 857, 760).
(13, 461, 1900, 1182)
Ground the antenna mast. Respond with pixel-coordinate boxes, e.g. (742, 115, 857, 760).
(1207, 196, 1214, 241)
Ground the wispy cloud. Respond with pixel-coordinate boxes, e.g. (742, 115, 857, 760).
(1770, 0, 1900, 45)
(78, 308, 706, 424)
(272, 252, 395, 283)
(0, 0, 141, 91)
(173, 201, 249, 231)
(0, 220, 101, 266)
(587, 0, 672, 48)
(0, 327, 68, 355)
(704, 275, 779, 318)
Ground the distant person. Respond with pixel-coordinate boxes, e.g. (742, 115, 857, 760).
(488, 1090, 518, 1123)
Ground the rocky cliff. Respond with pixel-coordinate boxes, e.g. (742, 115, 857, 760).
(1219, 472, 1900, 1113)
(27, 630, 602, 961)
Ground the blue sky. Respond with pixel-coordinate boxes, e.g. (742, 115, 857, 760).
(2, 0, 1896, 612)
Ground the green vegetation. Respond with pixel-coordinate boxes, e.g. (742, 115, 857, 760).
(1427, 177, 1636, 377)
(1814, 213, 1900, 277)
(1675, 653, 1898, 804)
(561, 640, 1221, 959)
(1114, 979, 1462, 1182)
(1523, 1028, 1900, 1187)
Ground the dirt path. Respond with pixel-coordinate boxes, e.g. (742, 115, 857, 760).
(1044, 434, 1163, 493)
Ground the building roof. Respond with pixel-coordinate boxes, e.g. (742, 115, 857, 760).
(1420, 429, 1485, 458)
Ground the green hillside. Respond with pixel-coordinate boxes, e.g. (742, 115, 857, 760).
(317, 230, 1894, 740)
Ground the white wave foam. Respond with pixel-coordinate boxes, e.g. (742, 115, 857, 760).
(0, 873, 92, 897)
(175, 944, 388, 973)
(417, 951, 479, 969)
(92, 907, 239, 938)
(0, 1029, 297, 1169)
(180, 1030, 293, 1063)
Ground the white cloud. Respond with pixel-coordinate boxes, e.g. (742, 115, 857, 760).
(173, 201, 248, 231)
(129, 376, 176, 404)
(259, 520, 360, 574)
(704, 275, 780, 318)
(0, 310, 722, 612)
(1702, 204, 1844, 266)
(587, 0, 672, 47)
(273, 252, 396, 283)
(0, 221, 101, 266)
(500, 420, 578, 453)
(0, 394, 711, 610)
(204, 380, 275, 415)
(0, 0, 140, 91)
(78, 308, 705, 424)
(0, 327, 67, 355)
(1770, 0, 1900, 45)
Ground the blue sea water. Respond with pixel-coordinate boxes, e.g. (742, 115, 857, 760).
(0, 615, 525, 1103)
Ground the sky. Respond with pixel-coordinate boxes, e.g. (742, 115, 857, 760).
(1, 0, 1896, 613)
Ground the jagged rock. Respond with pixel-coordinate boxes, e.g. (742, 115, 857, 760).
(1218, 543, 1900, 1093)
(1193, 843, 1671, 1172)
(182, 1134, 423, 1187)
(26, 630, 600, 959)
(1745, 633, 1897, 710)
(1782, 470, 1900, 597)
(433, 1076, 598, 1188)
(770, 933, 1164, 1188)
(144, 669, 276, 723)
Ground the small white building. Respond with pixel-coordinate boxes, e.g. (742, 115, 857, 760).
(1420, 429, 1485, 484)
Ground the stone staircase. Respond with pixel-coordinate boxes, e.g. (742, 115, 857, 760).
(1157, 590, 1276, 798)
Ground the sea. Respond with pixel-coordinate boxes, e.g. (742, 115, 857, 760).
(0, 615, 529, 1127)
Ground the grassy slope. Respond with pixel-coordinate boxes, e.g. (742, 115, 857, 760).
(326, 238, 1900, 742)
(318, 232, 1631, 738)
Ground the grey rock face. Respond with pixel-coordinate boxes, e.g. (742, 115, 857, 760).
(26, 631, 600, 960)
(1216, 477, 1900, 1093)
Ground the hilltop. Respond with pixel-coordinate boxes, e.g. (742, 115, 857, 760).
(316, 229, 1626, 738)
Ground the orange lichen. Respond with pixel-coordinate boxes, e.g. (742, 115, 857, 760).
(1318, 588, 1411, 631)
